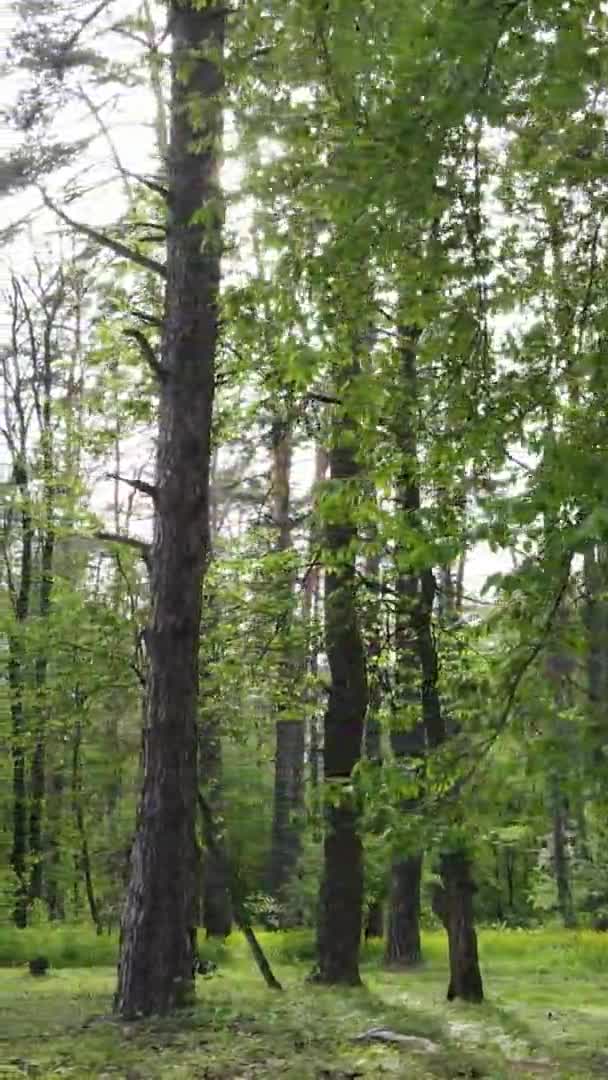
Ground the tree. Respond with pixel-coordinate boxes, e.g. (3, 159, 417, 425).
(115, 1, 226, 1017)
(314, 364, 369, 985)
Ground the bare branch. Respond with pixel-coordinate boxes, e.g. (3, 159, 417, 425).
(130, 308, 162, 328)
(94, 530, 151, 570)
(123, 328, 168, 382)
(106, 473, 158, 501)
(40, 191, 166, 279)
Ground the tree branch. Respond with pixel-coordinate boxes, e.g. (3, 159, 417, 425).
(40, 191, 166, 279)
(106, 473, 158, 501)
(130, 308, 162, 328)
(197, 790, 282, 991)
(94, 530, 151, 570)
(123, 328, 168, 382)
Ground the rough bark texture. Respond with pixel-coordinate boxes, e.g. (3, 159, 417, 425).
(315, 437, 368, 985)
(115, 2, 225, 1018)
(386, 854, 423, 966)
(269, 423, 305, 914)
(435, 853, 483, 1003)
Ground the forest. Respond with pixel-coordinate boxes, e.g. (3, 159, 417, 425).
(1, 1, 608, 1077)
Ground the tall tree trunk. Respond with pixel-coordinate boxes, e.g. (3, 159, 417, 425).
(115, 2, 225, 1018)
(304, 444, 326, 839)
(45, 762, 65, 920)
(72, 714, 102, 935)
(550, 779, 576, 928)
(363, 547, 384, 940)
(29, 355, 55, 905)
(386, 330, 425, 968)
(419, 568, 483, 1000)
(9, 458, 34, 928)
(583, 545, 608, 765)
(546, 620, 577, 928)
(314, 426, 368, 985)
(269, 422, 305, 917)
(389, 326, 482, 997)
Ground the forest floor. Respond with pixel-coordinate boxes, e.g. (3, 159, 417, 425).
(1, 929, 608, 1079)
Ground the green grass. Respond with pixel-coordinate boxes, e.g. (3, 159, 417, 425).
(1, 928, 607, 1078)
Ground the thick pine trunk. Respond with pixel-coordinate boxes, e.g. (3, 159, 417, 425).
(314, 436, 368, 986)
(269, 424, 305, 915)
(115, 2, 225, 1018)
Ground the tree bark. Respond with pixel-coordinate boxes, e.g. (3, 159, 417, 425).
(386, 854, 423, 966)
(115, 1, 225, 1018)
(435, 852, 483, 1003)
(314, 432, 368, 985)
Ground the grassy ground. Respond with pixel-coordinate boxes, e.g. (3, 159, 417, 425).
(1, 929, 607, 1079)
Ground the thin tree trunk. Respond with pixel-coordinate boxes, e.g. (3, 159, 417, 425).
(304, 444, 326, 840)
(269, 422, 305, 917)
(197, 793, 282, 990)
(550, 778, 576, 928)
(386, 329, 425, 968)
(116, 2, 225, 1018)
(389, 326, 482, 998)
(29, 371, 55, 904)
(583, 545, 608, 765)
(421, 568, 483, 1000)
(10, 634, 29, 929)
(199, 712, 232, 938)
(314, 429, 368, 985)
(72, 715, 102, 935)
(45, 762, 65, 920)
(9, 458, 34, 928)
